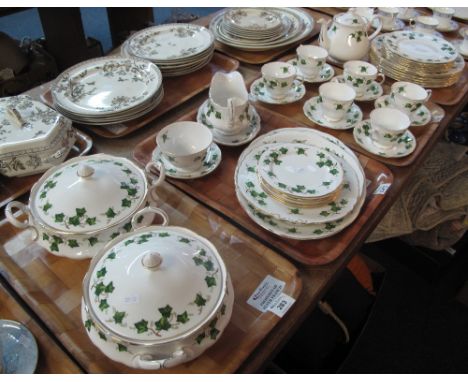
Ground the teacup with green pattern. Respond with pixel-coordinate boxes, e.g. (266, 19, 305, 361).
(261, 62, 303, 100)
(390, 81, 432, 120)
(319, 82, 356, 122)
(343, 60, 385, 97)
(370, 107, 410, 149)
(296, 45, 328, 79)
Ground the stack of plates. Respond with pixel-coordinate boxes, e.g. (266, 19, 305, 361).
(370, 31, 465, 88)
(52, 56, 163, 125)
(210, 7, 314, 52)
(235, 128, 366, 240)
(122, 23, 215, 77)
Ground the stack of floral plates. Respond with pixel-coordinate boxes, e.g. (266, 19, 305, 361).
(122, 23, 215, 77)
(370, 31, 465, 88)
(210, 8, 314, 52)
(51, 56, 163, 125)
(235, 128, 366, 240)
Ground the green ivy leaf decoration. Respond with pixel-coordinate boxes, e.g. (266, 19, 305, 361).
(76, 208, 86, 217)
(43, 202, 52, 212)
(194, 293, 207, 307)
(99, 299, 110, 311)
(205, 276, 217, 288)
(117, 344, 127, 352)
(84, 319, 93, 332)
(105, 281, 115, 294)
(96, 267, 107, 278)
(88, 237, 99, 246)
(86, 217, 96, 226)
(179, 237, 190, 244)
(158, 305, 172, 318)
(68, 239, 79, 248)
(105, 208, 116, 218)
(113, 311, 126, 324)
(196, 333, 206, 344)
(155, 316, 171, 331)
(203, 259, 214, 271)
(54, 213, 64, 222)
(94, 282, 106, 296)
(121, 198, 131, 207)
(107, 251, 116, 260)
(134, 319, 149, 333)
(68, 216, 80, 226)
(177, 311, 190, 324)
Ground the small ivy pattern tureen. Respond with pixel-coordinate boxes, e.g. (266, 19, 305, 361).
(82, 225, 233, 369)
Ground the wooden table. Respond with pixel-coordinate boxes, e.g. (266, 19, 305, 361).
(1, 8, 467, 373)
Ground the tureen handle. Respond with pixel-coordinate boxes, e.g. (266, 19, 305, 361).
(132, 349, 188, 370)
(5, 201, 38, 240)
(145, 161, 166, 203)
(131, 206, 169, 230)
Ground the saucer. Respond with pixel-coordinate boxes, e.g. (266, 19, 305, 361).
(353, 120, 416, 158)
(452, 40, 468, 59)
(286, 58, 335, 83)
(374, 18, 405, 32)
(303, 96, 363, 130)
(197, 99, 261, 146)
(330, 75, 383, 101)
(436, 20, 459, 32)
(0, 319, 38, 373)
(152, 143, 222, 179)
(374, 95, 431, 127)
(250, 78, 306, 105)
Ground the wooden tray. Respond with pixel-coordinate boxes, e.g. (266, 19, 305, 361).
(0, 181, 302, 374)
(0, 129, 93, 209)
(39, 53, 239, 139)
(0, 283, 83, 373)
(252, 57, 446, 167)
(207, 9, 327, 65)
(133, 105, 393, 266)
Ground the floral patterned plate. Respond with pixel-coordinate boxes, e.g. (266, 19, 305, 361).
(152, 143, 221, 179)
(286, 58, 335, 83)
(303, 96, 363, 130)
(374, 95, 432, 126)
(353, 119, 416, 158)
(250, 78, 306, 105)
(224, 8, 282, 32)
(331, 75, 383, 102)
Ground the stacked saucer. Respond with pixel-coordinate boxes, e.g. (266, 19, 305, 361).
(235, 128, 366, 240)
(52, 56, 163, 125)
(122, 23, 215, 77)
(210, 8, 314, 51)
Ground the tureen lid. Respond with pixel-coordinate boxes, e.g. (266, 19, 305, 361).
(30, 154, 147, 234)
(83, 225, 227, 344)
(0, 95, 69, 155)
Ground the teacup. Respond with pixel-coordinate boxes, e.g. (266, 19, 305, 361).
(377, 7, 400, 30)
(319, 82, 356, 122)
(261, 62, 303, 100)
(390, 81, 432, 118)
(349, 7, 375, 23)
(370, 108, 411, 149)
(432, 7, 455, 30)
(343, 60, 385, 97)
(409, 15, 439, 34)
(156, 121, 212, 171)
(296, 45, 328, 79)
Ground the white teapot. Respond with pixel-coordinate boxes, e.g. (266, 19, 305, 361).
(318, 11, 382, 63)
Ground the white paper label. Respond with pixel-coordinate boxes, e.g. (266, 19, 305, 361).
(247, 275, 285, 313)
(268, 293, 296, 317)
(123, 294, 140, 304)
(374, 183, 391, 195)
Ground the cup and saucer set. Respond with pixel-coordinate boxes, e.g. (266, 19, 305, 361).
(453, 27, 468, 59)
(250, 61, 306, 104)
(152, 121, 222, 179)
(286, 45, 335, 83)
(330, 60, 385, 102)
(374, 81, 433, 127)
(303, 82, 363, 130)
(198, 71, 261, 146)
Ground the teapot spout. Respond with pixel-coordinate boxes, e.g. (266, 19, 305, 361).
(318, 18, 331, 50)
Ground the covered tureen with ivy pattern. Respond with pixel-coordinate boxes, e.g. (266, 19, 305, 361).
(81, 210, 234, 369)
(5, 153, 164, 259)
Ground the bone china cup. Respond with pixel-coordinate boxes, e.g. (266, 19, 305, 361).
(432, 7, 455, 29)
(261, 61, 302, 100)
(378, 7, 400, 30)
(296, 45, 328, 79)
(343, 60, 385, 97)
(319, 82, 356, 122)
(409, 15, 439, 33)
(390, 81, 432, 118)
(156, 121, 213, 171)
(370, 108, 411, 149)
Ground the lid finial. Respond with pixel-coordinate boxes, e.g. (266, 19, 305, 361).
(77, 163, 95, 178)
(141, 252, 163, 271)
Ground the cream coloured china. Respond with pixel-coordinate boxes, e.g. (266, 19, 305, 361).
(342, 60, 385, 97)
(287, 58, 334, 83)
(250, 78, 305, 105)
(331, 75, 383, 102)
(156, 122, 212, 172)
(5, 154, 165, 259)
(0, 95, 76, 177)
(319, 82, 356, 122)
(397, 8, 419, 21)
(81, 215, 233, 369)
(456, 27, 468, 58)
(224, 8, 282, 32)
(453, 8, 468, 21)
(152, 143, 221, 179)
(197, 99, 261, 146)
(368, 108, 411, 149)
(376, 7, 401, 31)
(390, 81, 432, 121)
(348, 7, 375, 22)
(432, 7, 457, 31)
(260, 62, 302, 100)
(409, 15, 439, 35)
(295, 45, 328, 79)
(374, 95, 432, 127)
(303, 96, 363, 130)
(319, 11, 381, 62)
(206, 71, 249, 134)
(354, 119, 416, 158)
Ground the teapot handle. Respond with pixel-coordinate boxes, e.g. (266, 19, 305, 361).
(132, 349, 188, 370)
(145, 161, 166, 203)
(368, 15, 382, 40)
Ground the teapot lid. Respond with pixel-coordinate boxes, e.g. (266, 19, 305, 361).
(335, 12, 367, 27)
(83, 225, 227, 344)
(31, 153, 147, 234)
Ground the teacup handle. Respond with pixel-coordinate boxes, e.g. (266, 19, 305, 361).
(145, 161, 166, 203)
(131, 206, 169, 231)
(294, 76, 304, 87)
(376, 72, 386, 85)
(424, 89, 432, 102)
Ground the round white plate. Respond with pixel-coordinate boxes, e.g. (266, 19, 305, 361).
(224, 8, 282, 32)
